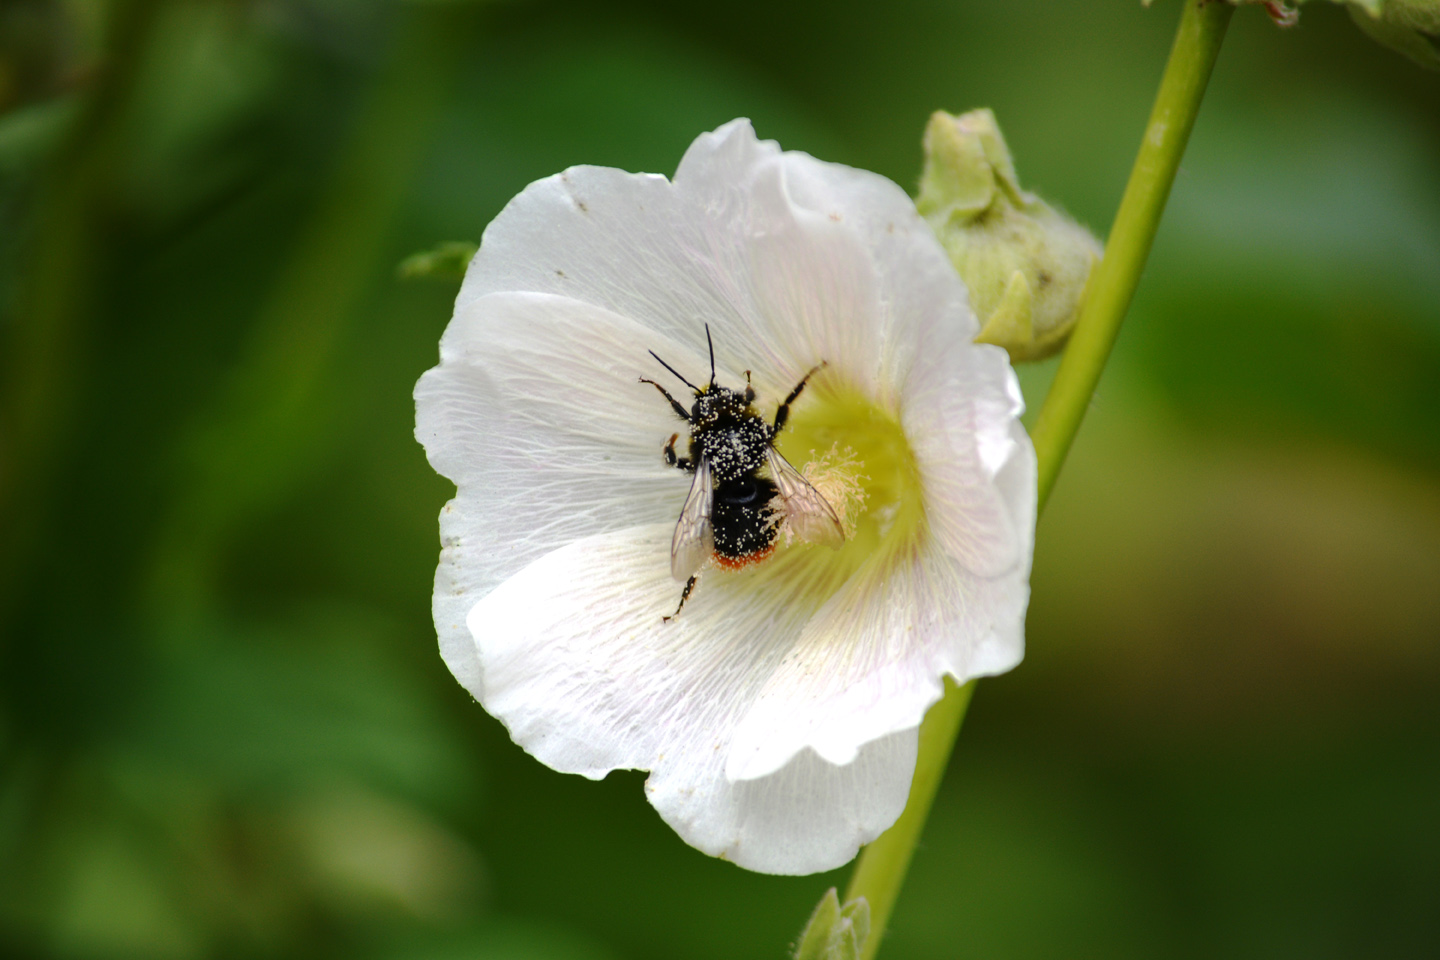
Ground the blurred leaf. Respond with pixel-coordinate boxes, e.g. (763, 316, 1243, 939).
(397, 241, 477, 281)
(377, 921, 618, 960)
(1133, 88, 1440, 470)
(145, 0, 477, 627)
(48, 820, 203, 960)
(287, 781, 485, 921)
(0, 96, 78, 178)
(137, 608, 474, 799)
(1, 606, 483, 955)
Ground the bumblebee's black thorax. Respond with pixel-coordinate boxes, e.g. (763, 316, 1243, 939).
(688, 386, 773, 483)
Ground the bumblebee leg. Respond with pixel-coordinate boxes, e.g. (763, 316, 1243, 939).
(773, 361, 828, 433)
(663, 575, 698, 623)
(743, 370, 755, 404)
(662, 434, 694, 471)
(639, 378, 692, 421)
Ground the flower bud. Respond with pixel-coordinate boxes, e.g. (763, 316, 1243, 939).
(1348, 0, 1440, 70)
(915, 109, 1102, 363)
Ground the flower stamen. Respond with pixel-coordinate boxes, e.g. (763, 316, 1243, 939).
(730, 380, 930, 608)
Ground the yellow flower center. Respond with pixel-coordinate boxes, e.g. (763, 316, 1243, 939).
(767, 379, 929, 594)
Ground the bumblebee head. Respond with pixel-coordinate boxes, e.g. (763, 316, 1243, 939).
(646, 325, 756, 420)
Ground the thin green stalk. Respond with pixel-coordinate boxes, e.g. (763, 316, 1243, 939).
(842, 2, 1233, 956)
(842, 678, 973, 953)
(1032, 0, 1233, 513)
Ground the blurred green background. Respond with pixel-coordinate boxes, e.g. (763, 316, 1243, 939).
(2, 1, 1437, 958)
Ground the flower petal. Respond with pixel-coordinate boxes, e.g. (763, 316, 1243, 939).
(453, 119, 978, 411)
(726, 355, 1035, 783)
(651, 726, 916, 876)
(972, 418, 1037, 674)
(675, 120, 988, 407)
(725, 536, 1026, 784)
(905, 337, 1028, 580)
(418, 292, 727, 697)
(465, 523, 916, 874)
(670, 122, 885, 396)
(455, 141, 775, 386)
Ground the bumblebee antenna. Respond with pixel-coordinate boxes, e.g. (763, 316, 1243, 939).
(648, 351, 699, 392)
(705, 324, 716, 388)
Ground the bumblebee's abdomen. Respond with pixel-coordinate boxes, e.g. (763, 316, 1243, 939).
(711, 475, 779, 562)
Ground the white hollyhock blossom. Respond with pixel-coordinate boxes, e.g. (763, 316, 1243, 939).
(414, 120, 1035, 876)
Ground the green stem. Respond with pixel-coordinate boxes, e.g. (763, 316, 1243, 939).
(1031, 0, 1233, 513)
(842, 2, 1232, 956)
(842, 678, 974, 954)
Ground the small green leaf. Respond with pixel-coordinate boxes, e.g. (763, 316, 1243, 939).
(397, 241, 479, 281)
(839, 897, 871, 950)
(792, 889, 870, 960)
(793, 888, 841, 960)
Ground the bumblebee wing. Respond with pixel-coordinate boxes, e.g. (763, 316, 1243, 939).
(671, 455, 715, 581)
(765, 446, 844, 547)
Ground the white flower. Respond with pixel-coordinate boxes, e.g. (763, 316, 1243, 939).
(414, 120, 1035, 876)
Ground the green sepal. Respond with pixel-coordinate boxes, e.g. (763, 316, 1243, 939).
(793, 888, 870, 960)
(975, 269, 1034, 354)
(1348, 0, 1440, 69)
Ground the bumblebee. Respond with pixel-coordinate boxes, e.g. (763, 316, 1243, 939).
(641, 328, 844, 620)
